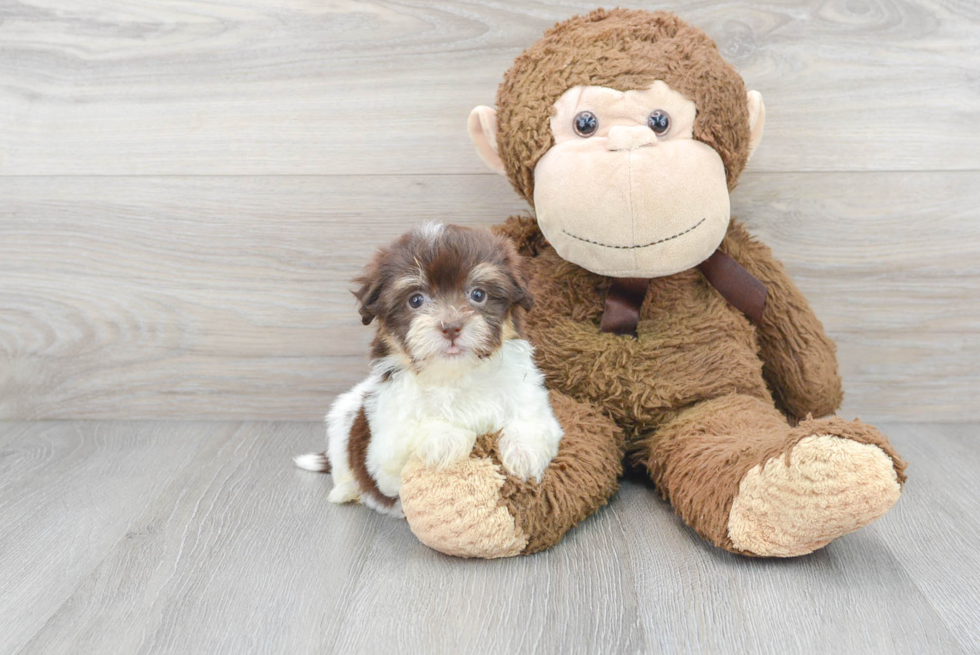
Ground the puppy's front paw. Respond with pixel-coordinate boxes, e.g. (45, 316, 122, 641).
(416, 425, 476, 470)
(498, 434, 554, 482)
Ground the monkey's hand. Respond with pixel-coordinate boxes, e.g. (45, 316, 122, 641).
(722, 220, 843, 420)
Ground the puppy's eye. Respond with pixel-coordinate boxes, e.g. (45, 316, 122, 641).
(408, 293, 425, 309)
(573, 111, 598, 137)
(469, 288, 487, 303)
(647, 110, 670, 135)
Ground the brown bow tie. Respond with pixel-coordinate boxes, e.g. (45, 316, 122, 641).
(599, 249, 768, 337)
(599, 277, 651, 336)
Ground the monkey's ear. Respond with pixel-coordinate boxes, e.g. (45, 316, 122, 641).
(746, 91, 766, 162)
(468, 106, 506, 176)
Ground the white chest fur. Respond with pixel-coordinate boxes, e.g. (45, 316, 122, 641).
(364, 339, 561, 497)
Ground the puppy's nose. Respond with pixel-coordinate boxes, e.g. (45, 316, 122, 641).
(440, 322, 462, 341)
(607, 125, 657, 151)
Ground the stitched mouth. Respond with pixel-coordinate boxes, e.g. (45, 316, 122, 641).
(561, 217, 707, 250)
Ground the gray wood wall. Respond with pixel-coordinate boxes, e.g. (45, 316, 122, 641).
(1, 0, 977, 421)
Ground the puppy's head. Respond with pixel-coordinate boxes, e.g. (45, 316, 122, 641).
(353, 223, 532, 372)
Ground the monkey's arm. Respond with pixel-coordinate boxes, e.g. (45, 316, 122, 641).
(720, 219, 843, 420)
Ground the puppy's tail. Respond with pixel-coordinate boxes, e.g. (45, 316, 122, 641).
(293, 452, 331, 473)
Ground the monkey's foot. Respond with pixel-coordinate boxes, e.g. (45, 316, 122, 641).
(727, 431, 905, 557)
(400, 456, 528, 558)
(400, 391, 624, 558)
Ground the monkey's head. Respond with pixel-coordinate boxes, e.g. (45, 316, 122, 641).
(468, 9, 765, 278)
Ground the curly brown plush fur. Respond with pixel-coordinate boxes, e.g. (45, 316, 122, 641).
(481, 216, 904, 555)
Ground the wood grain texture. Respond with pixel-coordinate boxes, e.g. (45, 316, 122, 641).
(1, 420, 973, 654)
(2, 172, 977, 421)
(0, 421, 221, 655)
(868, 423, 980, 653)
(0, 0, 978, 175)
(0, 174, 525, 420)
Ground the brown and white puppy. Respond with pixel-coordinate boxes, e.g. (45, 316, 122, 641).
(295, 223, 563, 518)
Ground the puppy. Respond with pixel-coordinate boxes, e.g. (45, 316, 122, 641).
(294, 223, 563, 518)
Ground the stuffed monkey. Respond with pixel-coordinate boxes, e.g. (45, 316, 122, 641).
(398, 8, 907, 558)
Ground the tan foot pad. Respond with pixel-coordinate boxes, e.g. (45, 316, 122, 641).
(728, 435, 902, 557)
(400, 457, 528, 559)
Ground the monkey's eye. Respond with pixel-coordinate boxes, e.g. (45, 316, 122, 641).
(408, 293, 426, 309)
(647, 110, 671, 136)
(573, 111, 599, 137)
(469, 288, 487, 304)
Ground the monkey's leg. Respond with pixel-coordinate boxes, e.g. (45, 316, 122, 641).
(399, 391, 624, 558)
(637, 394, 907, 556)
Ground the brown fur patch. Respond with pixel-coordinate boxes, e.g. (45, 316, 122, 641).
(521, 229, 772, 439)
(489, 215, 905, 554)
(495, 8, 753, 203)
(469, 390, 625, 554)
(347, 406, 396, 509)
(720, 221, 843, 420)
(492, 214, 549, 257)
(369, 333, 391, 360)
(499, 217, 844, 429)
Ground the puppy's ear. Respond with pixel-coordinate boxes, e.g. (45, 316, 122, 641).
(504, 244, 534, 313)
(352, 255, 386, 326)
(512, 274, 533, 313)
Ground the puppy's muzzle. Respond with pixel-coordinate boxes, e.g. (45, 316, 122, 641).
(440, 321, 463, 343)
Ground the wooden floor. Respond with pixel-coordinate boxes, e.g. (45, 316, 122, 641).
(0, 420, 977, 655)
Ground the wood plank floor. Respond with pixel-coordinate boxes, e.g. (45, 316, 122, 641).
(1, 420, 976, 655)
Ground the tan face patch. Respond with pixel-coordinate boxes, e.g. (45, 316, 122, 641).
(548, 81, 697, 144)
(534, 82, 730, 278)
(390, 272, 427, 295)
(501, 315, 521, 341)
